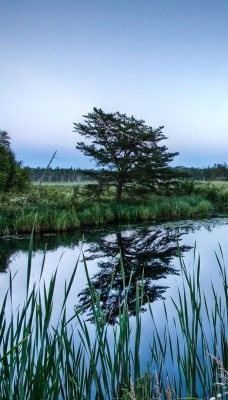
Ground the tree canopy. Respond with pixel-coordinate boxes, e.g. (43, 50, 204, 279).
(73, 108, 183, 201)
(0, 130, 30, 192)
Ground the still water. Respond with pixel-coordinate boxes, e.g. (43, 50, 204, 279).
(0, 217, 227, 324)
(1, 217, 228, 395)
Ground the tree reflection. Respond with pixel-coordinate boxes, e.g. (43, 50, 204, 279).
(1, 217, 227, 324)
(78, 226, 192, 324)
(0, 231, 82, 273)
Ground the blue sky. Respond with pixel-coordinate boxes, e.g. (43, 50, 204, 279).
(1, 0, 228, 168)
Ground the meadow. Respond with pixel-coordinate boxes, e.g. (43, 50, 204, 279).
(2, 180, 227, 236)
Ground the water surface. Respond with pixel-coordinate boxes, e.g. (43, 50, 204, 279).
(1, 217, 228, 322)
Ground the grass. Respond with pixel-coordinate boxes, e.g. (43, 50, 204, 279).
(194, 181, 228, 210)
(0, 230, 228, 399)
(32, 180, 96, 186)
(0, 183, 213, 235)
(3, 179, 228, 236)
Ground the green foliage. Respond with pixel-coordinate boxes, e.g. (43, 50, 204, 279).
(194, 182, 228, 209)
(73, 108, 184, 201)
(0, 185, 212, 235)
(0, 130, 30, 193)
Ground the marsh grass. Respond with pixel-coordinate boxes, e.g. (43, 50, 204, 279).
(0, 189, 212, 235)
(0, 230, 228, 399)
(195, 181, 228, 210)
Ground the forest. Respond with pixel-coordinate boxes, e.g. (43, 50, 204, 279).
(28, 163, 228, 183)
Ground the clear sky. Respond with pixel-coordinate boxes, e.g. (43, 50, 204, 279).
(1, 0, 228, 168)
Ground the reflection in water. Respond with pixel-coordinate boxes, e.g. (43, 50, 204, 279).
(79, 226, 191, 324)
(1, 218, 228, 324)
(0, 232, 81, 273)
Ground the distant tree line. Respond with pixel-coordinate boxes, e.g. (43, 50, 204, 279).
(178, 163, 228, 181)
(29, 163, 228, 184)
(28, 167, 95, 183)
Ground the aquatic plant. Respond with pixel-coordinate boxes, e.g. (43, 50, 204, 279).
(0, 232, 227, 398)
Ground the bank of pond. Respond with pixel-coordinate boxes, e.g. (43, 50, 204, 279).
(2, 181, 228, 236)
(0, 218, 228, 399)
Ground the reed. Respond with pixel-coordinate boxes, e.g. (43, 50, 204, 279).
(0, 230, 228, 399)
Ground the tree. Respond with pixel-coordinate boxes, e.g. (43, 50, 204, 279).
(73, 108, 183, 201)
(0, 130, 30, 192)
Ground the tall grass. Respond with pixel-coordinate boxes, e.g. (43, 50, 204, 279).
(0, 233, 227, 398)
(0, 185, 212, 235)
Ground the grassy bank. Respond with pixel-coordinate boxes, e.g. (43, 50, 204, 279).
(0, 234, 227, 399)
(0, 184, 214, 235)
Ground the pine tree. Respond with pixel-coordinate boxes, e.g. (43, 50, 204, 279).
(74, 108, 182, 201)
(0, 130, 30, 192)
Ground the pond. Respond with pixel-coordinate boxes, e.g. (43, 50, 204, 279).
(0, 217, 228, 397)
(1, 217, 227, 316)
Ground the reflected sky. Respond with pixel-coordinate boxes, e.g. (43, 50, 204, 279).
(0, 217, 228, 323)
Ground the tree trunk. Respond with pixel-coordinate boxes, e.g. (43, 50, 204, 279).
(115, 181, 123, 202)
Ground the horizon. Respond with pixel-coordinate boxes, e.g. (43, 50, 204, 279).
(23, 158, 228, 171)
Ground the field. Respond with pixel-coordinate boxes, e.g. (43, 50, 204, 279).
(32, 180, 96, 186)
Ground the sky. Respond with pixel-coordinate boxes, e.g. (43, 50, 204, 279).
(1, 0, 228, 169)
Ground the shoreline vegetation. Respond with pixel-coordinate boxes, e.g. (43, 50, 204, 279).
(1, 181, 228, 237)
(0, 232, 227, 398)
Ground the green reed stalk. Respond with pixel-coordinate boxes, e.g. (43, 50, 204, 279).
(0, 233, 228, 398)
